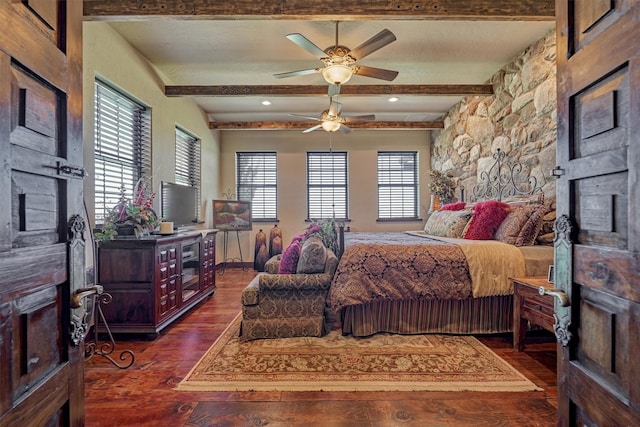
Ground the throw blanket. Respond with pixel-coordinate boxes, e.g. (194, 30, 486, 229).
(407, 232, 527, 297)
(327, 232, 527, 314)
(327, 233, 472, 314)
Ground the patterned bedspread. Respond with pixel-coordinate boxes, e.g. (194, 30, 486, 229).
(327, 232, 473, 313)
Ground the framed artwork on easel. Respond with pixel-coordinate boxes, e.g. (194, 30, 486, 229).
(212, 200, 252, 231)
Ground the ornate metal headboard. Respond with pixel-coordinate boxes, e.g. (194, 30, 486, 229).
(471, 149, 542, 202)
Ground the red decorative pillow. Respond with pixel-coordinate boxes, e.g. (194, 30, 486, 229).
(463, 200, 510, 240)
(440, 201, 466, 211)
(278, 240, 301, 274)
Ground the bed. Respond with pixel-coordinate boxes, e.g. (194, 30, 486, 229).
(327, 149, 555, 337)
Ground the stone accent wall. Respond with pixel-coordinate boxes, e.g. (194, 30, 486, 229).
(431, 30, 557, 201)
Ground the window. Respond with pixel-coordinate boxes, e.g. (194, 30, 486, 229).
(377, 151, 419, 219)
(94, 79, 151, 223)
(236, 152, 277, 221)
(175, 126, 201, 220)
(307, 151, 348, 220)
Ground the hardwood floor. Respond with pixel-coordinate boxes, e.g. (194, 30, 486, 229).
(84, 268, 558, 426)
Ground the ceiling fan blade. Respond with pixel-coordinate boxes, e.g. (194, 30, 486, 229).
(273, 68, 321, 79)
(328, 100, 342, 117)
(339, 124, 353, 134)
(349, 29, 396, 61)
(289, 113, 321, 121)
(345, 114, 376, 122)
(303, 124, 323, 133)
(353, 65, 399, 81)
(286, 33, 327, 58)
(328, 84, 341, 97)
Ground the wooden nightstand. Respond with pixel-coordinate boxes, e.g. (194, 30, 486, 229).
(512, 276, 556, 351)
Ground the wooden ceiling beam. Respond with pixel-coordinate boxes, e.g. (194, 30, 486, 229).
(208, 121, 444, 130)
(84, 0, 554, 21)
(166, 84, 493, 97)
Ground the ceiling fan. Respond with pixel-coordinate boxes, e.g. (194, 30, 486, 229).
(290, 97, 375, 134)
(274, 22, 399, 95)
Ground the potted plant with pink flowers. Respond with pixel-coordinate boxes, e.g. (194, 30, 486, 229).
(96, 177, 160, 242)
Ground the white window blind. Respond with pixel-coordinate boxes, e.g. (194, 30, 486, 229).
(378, 151, 419, 219)
(94, 79, 151, 223)
(236, 152, 277, 221)
(307, 151, 348, 220)
(175, 127, 201, 220)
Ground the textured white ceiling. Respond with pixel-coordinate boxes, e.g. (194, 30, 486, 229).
(105, 19, 554, 123)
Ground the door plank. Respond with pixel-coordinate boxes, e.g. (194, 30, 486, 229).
(0, 1, 85, 425)
(574, 246, 640, 303)
(0, 244, 67, 295)
(555, 0, 640, 425)
(0, 2, 66, 90)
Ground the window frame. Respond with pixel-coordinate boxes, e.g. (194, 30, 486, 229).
(236, 152, 278, 222)
(175, 126, 201, 221)
(306, 151, 349, 221)
(377, 151, 420, 220)
(93, 79, 151, 225)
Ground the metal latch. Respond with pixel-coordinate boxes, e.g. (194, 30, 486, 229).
(46, 161, 87, 179)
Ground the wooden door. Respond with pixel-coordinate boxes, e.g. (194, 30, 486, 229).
(555, 0, 640, 425)
(0, 1, 85, 426)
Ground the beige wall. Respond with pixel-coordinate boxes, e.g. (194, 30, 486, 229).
(81, 22, 431, 265)
(82, 22, 221, 232)
(220, 130, 431, 260)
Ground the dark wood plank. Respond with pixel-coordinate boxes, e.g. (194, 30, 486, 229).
(0, 244, 67, 296)
(1, 1, 86, 425)
(575, 68, 628, 159)
(556, 0, 640, 424)
(0, 51, 11, 251)
(575, 0, 613, 34)
(84, 268, 558, 427)
(83, 0, 555, 21)
(0, 1, 66, 90)
(574, 246, 640, 303)
(165, 84, 494, 97)
(209, 120, 444, 130)
(581, 91, 616, 139)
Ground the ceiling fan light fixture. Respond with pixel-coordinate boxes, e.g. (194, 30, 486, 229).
(322, 64, 353, 85)
(321, 120, 342, 132)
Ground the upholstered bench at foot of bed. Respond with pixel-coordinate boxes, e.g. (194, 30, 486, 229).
(239, 248, 339, 341)
(240, 274, 330, 340)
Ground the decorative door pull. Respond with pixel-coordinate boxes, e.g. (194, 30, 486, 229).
(539, 287, 570, 307)
(71, 285, 103, 309)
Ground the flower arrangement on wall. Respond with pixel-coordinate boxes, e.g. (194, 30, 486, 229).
(428, 170, 455, 205)
(96, 177, 159, 242)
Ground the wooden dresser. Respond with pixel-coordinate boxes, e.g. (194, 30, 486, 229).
(512, 276, 555, 351)
(97, 229, 218, 334)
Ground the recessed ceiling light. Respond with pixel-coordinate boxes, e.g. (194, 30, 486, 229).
(261, 100, 272, 106)
(388, 97, 399, 103)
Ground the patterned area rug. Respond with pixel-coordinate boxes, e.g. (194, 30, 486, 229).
(176, 313, 541, 392)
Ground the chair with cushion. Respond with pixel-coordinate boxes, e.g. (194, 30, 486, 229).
(240, 236, 339, 340)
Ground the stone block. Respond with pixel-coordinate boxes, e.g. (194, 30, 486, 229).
(534, 78, 557, 115)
